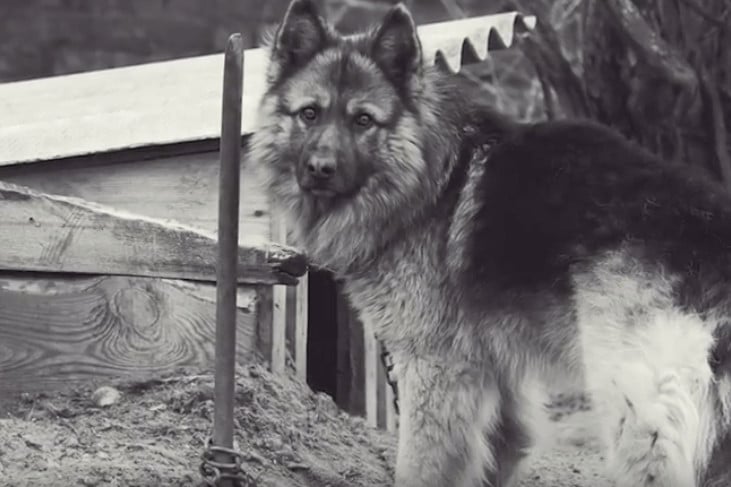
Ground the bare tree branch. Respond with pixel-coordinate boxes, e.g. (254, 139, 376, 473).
(700, 69, 731, 190)
(604, 0, 698, 92)
(515, 25, 591, 117)
(676, 0, 730, 31)
(506, 0, 590, 117)
(535, 62, 556, 120)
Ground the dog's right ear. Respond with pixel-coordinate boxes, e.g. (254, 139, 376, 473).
(370, 4, 422, 87)
(268, 0, 330, 82)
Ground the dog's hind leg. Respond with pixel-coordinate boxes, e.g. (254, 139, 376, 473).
(393, 357, 503, 487)
(483, 374, 550, 487)
(574, 258, 719, 487)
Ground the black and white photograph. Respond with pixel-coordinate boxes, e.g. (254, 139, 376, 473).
(0, 0, 730, 485)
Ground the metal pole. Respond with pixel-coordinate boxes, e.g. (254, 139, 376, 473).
(213, 33, 244, 487)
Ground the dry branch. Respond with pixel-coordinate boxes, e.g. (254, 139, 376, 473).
(604, 0, 697, 92)
(515, 24, 590, 118)
(676, 0, 730, 31)
(700, 69, 731, 191)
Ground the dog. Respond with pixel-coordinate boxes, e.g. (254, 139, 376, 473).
(248, 1, 731, 485)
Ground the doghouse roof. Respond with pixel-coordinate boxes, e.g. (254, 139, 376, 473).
(0, 12, 534, 167)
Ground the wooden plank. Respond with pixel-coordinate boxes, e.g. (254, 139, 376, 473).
(0, 51, 265, 166)
(255, 285, 274, 366)
(282, 212, 308, 383)
(0, 12, 532, 166)
(270, 285, 287, 375)
(0, 149, 272, 245)
(0, 274, 258, 399)
(294, 271, 309, 382)
(268, 209, 288, 375)
(0, 181, 306, 285)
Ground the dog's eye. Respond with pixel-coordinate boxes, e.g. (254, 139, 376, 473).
(354, 113, 374, 129)
(299, 106, 318, 123)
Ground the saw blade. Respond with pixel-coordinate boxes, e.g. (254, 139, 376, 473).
(420, 11, 536, 72)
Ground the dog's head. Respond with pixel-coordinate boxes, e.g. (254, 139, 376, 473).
(250, 0, 450, 271)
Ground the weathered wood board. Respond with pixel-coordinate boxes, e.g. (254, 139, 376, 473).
(0, 151, 311, 377)
(293, 272, 308, 382)
(0, 149, 272, 245)
(0, 181, 306, 285)
(0, 275, 258, 398)
(269, 210, 289, 375)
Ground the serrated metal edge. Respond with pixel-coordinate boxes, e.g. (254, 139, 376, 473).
(420, 12, 537, 73)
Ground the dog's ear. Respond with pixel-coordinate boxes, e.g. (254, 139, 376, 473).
(370, 4, 422, 87)
(269, 0, 330, 82)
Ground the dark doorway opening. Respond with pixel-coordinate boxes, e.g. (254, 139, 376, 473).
(306, 269, 339, 398)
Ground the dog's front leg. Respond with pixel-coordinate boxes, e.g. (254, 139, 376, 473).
(394, 357, 500, 487)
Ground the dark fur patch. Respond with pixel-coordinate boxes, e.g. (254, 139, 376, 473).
(432, 87, 514, 223)
(269, 0, 336, 86)
(369, 4, 421, 91)
(462, 118, 731, 305)
(702, 428, 731, 486)
(711, 323, 731, 374)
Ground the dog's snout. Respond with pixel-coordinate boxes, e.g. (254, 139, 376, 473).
(306, 155, 336, 179)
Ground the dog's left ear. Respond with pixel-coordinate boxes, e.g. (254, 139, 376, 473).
(371, 4, 422, 86)
(269, 0, 330, 82)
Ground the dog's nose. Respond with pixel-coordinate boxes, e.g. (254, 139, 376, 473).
(306, 156, 336, 179)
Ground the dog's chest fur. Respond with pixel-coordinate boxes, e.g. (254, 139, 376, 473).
(341, 217, 461, 357)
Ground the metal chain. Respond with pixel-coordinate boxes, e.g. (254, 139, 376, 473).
(200, 438, 258, 487)
(379, 345, 400, 415)
(200, 347, 401, 486)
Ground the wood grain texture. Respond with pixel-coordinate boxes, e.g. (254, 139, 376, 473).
(281, 212, 308, 382)
(294, 272, 308, 382)
(255, 285, 274, 366)
(269, 284, 287, 375)
(0, 274, 258, 398)
(268, 208, 288, 376)
(0, 150, 273, 246)
(0, 181, 306, 285)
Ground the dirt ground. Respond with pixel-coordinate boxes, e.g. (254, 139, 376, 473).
(0, 362, 611, 487)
